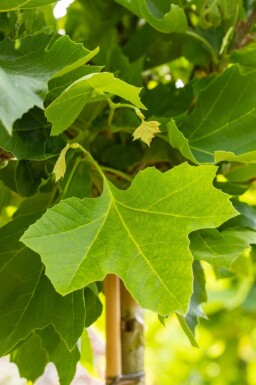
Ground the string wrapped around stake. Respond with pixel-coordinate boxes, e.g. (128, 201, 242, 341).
(106, 371, 145, 385)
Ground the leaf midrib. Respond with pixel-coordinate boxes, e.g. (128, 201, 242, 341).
(108, 183, 186, 312)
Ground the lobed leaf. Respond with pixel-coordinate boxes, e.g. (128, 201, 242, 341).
(22, 163, 237, 316)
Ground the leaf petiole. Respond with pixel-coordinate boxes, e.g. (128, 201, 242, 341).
(71, 143, 133, 183)
(107, 98, 143, 127)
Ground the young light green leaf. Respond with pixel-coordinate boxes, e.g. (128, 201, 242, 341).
(170, 66, 256, 163)
(46, 72, 146, 135)
(22, 163, 237, 316)
(53, 144, 72, 182)
(114, 0, 187, 33)
(133, 120, 161, 146)
(0, 33, 98, 134)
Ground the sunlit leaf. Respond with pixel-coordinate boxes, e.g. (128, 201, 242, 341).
(22, 163, 236, 316)
(0, 0, 56, 12)
(46, 72, 146, 135)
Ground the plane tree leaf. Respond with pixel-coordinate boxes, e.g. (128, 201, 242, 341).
(0, 212, 86, 354)
(169, 66, 256, 164)
(22, 162, 237, 316)
(0, 33, 98, 134)
(0, 0, 56, 12)
(45, 72, 146, 135)
(114, 0, 187, 33)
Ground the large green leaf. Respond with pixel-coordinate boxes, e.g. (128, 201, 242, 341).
(45, 72, 146, 135)
(22, 163, 236, 316)
(0, 213, 86, 354)
(0, 0, 56, 11)
(0, 33, 98, 134)
(169, 66, 256, 163)
(114, 0, 187, 33)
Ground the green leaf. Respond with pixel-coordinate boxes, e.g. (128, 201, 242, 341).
(168, 119, 198, 164)
(177, 261, 207, 347)
(84, 285, 103, 327)
(47, 65, 103, 102)
(11, 334, 48, 382)
(16, 160, 47, 197)
(0, 108, 64, 160)
(11, 326, 80, 385)
(53, 144, 72, 182)
(214, 150, 256, 164)
(0, 0, 56, 12)
(60, 158, 92, 199)
(0, 33, 98, 134)
(0, 213, 86, 354)
(169, 66, 256, 163)
(231, 43, 256, 73)
(114, 0, 187, 33)
(190, 227, 256, 268)
(0, 181, 11, 215)
(46, 72, 146, 135)
(220, 200, 256, 231)
(37, 326, 80, 385)
(22, 163, 236, 316)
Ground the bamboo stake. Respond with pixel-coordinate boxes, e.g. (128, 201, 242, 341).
(105, 274, 122, 384)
